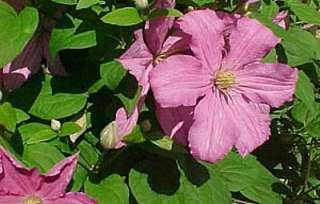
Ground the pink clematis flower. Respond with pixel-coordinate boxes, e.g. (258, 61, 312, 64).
(0, 1, 66, 91)
(150, 9, 298, 162)
(0, 147, 97, 204)
(113, 0, 192, 147)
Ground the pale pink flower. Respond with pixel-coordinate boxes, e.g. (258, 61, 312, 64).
(150, 10, 298, 162)
(0, 147, 97, 204)
(114, 0, 192, 147)
(273, 10, 289, 29)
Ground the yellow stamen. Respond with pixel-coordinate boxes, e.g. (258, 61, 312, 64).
(153, 53, 167, 65)
(23, 195, 43, 204)
(214, 71, 235, 92)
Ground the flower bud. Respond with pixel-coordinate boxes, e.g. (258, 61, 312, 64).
(51, 119, 61, 131)
(100, 121, 118, 149)
(70, 113, 87, 143)
(0, 90, 3, 102)
(135, 0, 148, 10)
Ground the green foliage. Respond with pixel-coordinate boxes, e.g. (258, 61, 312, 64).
(0, 0, 320, 203)
(0, 2, 39, 67)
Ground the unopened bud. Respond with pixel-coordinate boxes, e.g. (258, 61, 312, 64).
(70, 113, 87, 143)
(100, 121, 118, 149)
(0, 90, 3, 102)
(51, 119, 61, 131)
(135, 0, 148, 10)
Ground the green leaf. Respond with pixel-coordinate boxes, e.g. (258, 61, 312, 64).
(306, 118, 320, 138)
(0, 2, 39, 67)
(101, 7, 143, 26)
(77, 0, 101, 10)
(129, 157, 232, 204)
(123, 126, 145, 144)
(85, 175, 129, 204)
(59, 122, 82, 136)
(251, 13, 320, 66)
(78, 140, 100, 169)
(286, 0, 320, 25)
(281, 27, 320, 66)
(19, 123, 58, 144)
(15, 108, 30, 124)
(50, 15, 97, 59)
(22, 142, 64, 173)
(0, 102, 16, 132)
(71, 164, 88, 192)
(295, 71, 315, 112)
(148, 8, 183, 20)
(116, 87, 141, 116)
(100, 60, 127, 91)
(214, 152, 282, 204)
(29, 76, 88, 120)
(51, 0, 77, 5)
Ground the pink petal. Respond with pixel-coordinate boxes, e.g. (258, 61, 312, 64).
(3, 0, 26, 11)
(39, 154, 78, 199)
(144, 0, 175, 54)
(0, 194, 24, 204)
(155, 104, 194, 145)
(150, 55, 211, 107)
(41, 33, 68, 76)
(160, 31, 191, 55)
(273, 11, 289, 30)
(0, 36, 42, 91)
(45, 192, 97, 204)
(188, 91, 237, 163)
(222, 16, 280, 70)
(234, 63, 298, 107)
(176, 9, 225, 73)
(0, 66, 31, 91)
(145, 17, 175, 55)
(118, 29, 153, 85)
(154, 0, 175, 8)
(0, 147, 41, 195)
(229, 99, 271, 156)
(115, 107, 139, 148)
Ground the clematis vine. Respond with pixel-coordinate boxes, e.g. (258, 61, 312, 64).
(0, 0, 66, 91)
(0, 147, 97, 204)
(150, 9, 298, 162)
(108, 0, 192, 148)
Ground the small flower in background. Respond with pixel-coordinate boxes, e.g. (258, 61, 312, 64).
(113, 0, 193, 148)
(0, 0, 66, 92)
(272, 10, 289, 29)
(151, 9, 298, 162)
(0, 147, 97, 204)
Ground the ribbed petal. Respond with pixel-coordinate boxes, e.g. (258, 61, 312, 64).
(118, 29, 153, 85)
(234, 63, 298, 107)
(39, 154, 78, 199)
(144, 0, 175, 54)
(188, 91, 237, 163)
(0, 147, 41, 195)
(0, 194, 24, 204)
(150, 55, 211, 107)
(45, 192, 97, 204)
(176, 9, 225, 73)
(222, 16, 280, 70)
(156, 104, 194, 145)
(228, 96, 271, 156)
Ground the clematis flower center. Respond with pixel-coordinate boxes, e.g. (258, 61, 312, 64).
(23, 195, 44, 204)
(214, 71, 235, 92)
(153, 53, 167, 65)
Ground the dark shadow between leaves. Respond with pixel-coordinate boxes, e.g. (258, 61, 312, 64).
(133, 157, 180, 195)
(177, 154, 210, 187)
